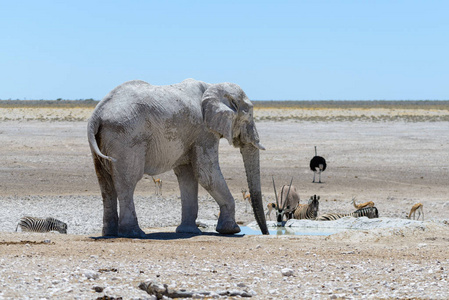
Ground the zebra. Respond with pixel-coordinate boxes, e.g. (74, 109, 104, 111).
(293, 195, 320, 220)
(16, 216, 68, 234)
(316, 207, 379, 221)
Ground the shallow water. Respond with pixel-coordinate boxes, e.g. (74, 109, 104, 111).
(236, 226, 344, 236)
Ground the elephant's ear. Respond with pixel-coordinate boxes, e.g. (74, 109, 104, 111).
(201, 84, 237, 145)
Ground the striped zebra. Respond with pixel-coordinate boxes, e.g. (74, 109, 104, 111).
(293, 195, 320, 220)
(16, 216, 68, 234)
(316, 207, 379, 221)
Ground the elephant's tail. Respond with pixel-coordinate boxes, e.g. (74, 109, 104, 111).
(87, 114, 116, 162)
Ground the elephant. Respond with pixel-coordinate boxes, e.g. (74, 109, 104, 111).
(87, 78, 269, 237)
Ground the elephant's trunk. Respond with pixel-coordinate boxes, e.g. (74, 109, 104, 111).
(240, 144, 269, 235)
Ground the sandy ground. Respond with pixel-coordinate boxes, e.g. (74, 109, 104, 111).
(1, 106, 449, 299)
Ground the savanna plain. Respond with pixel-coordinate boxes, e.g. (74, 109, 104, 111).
(1, 100, 448, 299)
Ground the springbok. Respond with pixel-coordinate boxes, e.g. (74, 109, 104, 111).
(351, 197, 375, 210)
(152, 177, 162, 195)
(265, 202, 277, 221)
(272, 177, 300, 226)
(407, 203, 424, 221)
(241, 188, 251, 212)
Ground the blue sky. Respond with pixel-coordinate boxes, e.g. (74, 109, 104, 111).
(1, 1, 448, 100)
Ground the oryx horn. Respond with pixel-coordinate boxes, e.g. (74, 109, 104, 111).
(282, 177, 294, 211)
(272, 176, 280, 210)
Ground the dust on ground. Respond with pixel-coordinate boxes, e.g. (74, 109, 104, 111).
(1, 103, 448, 299)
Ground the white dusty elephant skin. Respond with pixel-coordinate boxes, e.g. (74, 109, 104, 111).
(87, 79, 269, 237)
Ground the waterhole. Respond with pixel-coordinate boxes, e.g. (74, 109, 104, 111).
(197, 220, 348, 236)
(199, 226, 344, 236)
(236, 226, 344, 236)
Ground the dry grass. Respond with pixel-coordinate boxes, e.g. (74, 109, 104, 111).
(1, 100, 449, 122)
(253, 100, 449, 110)
(2, 100, 448, 109)
(0, 100, 98, 121)
(252, 101, 449, 122)
(0, 100, 98, 108)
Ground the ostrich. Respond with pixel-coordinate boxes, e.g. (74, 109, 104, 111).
(309, 146, 327, 183)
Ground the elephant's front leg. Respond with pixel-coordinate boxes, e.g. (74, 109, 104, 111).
(206, 181, 241, 234)
(174, 164, 201, 234)
(193, 147, 240, 234)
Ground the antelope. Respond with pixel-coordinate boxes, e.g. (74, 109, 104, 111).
(241, 188, 251, 212)
(152, 177, 162, 195)
(351, 197, 375, 210)
(272, 177, 300, 226)
(265, 202, 277, 221)
(407, 203, 424, 221)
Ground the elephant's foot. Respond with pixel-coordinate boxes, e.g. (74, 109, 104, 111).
(102, 221, 118, 237)
(176, 223, 202, 234)
(118, 225, 146, 238)
(216, 220, 241, 234)
(102, 227, 118, 237)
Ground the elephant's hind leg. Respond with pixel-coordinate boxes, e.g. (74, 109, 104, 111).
(174, 164, 201, 234)
(93, 155, 118, 236)
(113, 155, 146, 238)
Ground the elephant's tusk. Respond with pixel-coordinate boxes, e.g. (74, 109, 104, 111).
(253, 141, 266, 151)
